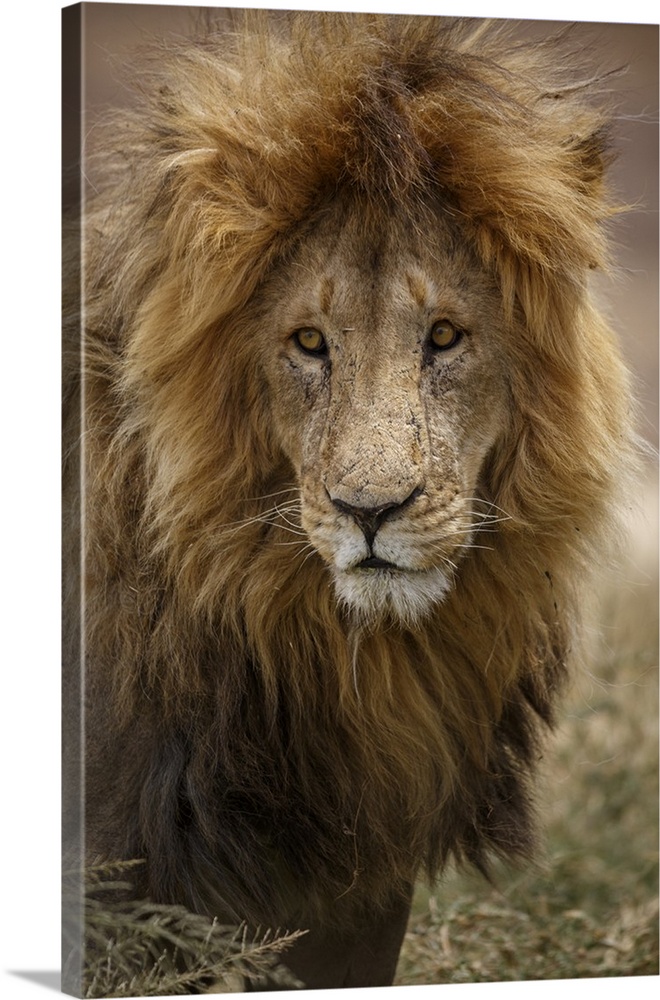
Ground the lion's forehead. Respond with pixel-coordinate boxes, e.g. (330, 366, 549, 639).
(270, 198, 500, 342)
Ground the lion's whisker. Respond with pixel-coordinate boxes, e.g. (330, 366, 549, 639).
(217, 500, 303, 533)
(220, 514, 305, 536)
(465, 501, 513, 521)
(298, 546, 320, 567)
(242, 487, 300, 502)
(271, 526, 309, 538)
(275, 510, 304, 530)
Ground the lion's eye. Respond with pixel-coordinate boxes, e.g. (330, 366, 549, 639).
(293, 328, 327, 355)
(430, 320, 462, 351)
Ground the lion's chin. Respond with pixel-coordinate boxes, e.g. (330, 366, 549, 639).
(332, 565, 453, 627)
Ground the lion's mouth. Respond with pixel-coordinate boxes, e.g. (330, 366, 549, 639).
(332, 561, 454, 623)
(356, 556, 399, 571)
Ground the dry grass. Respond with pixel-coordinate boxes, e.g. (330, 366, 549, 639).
(65, 862, 305, 997)
(396, 479, 659, 985)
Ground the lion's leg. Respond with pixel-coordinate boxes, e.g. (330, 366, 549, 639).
(260, 888, 413, 990)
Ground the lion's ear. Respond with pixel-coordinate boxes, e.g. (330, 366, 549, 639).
(566, 124, 613, 199)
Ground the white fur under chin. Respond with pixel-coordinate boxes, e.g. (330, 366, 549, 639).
(332, 565, 453, 626)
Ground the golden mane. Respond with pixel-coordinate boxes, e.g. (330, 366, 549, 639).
(65, 10, 636, 950)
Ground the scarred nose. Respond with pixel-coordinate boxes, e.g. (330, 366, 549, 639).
(326, 486, 423, 548)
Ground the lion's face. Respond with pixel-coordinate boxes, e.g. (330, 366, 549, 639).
(256, 193, 511, 623)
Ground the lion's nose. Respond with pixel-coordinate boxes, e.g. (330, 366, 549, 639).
(327, 487, 422, 548)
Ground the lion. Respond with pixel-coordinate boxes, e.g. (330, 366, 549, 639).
(62, 11, 638, 991)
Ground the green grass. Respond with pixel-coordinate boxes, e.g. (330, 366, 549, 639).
(396, 523, 659, 985)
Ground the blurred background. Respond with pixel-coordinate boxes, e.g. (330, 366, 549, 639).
(64, 4, 659, 988)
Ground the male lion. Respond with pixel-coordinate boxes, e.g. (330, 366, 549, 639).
(63, 10, 638, 992)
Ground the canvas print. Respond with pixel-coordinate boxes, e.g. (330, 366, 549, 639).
(62, 3, 659, 996)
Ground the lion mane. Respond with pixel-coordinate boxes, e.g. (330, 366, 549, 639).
(63, 11, 636, 989)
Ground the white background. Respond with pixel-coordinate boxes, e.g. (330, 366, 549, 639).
(1, 1, 657, 999)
